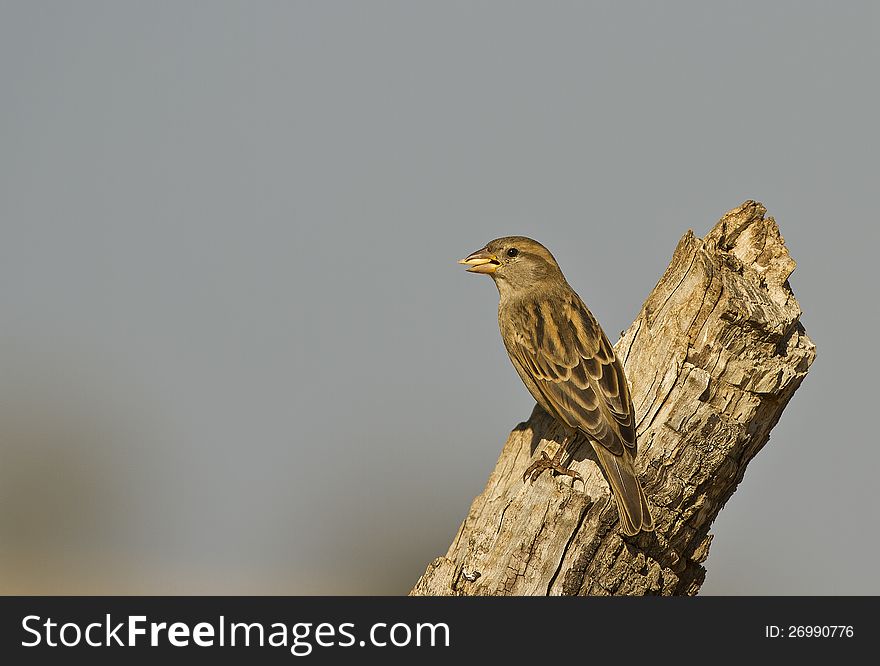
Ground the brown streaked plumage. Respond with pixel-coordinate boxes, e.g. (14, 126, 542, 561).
(459, 236, 654, 536)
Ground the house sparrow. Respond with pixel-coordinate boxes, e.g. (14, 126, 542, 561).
(460, 236, 654, 536)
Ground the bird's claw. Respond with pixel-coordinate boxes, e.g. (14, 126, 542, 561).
(522, 451, 583, 484)
(522, 451, 549, 482)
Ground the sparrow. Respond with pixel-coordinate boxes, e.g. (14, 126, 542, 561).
(459, 236, 654, 536)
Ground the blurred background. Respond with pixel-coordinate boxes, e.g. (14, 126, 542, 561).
(1, 1, 877, 594)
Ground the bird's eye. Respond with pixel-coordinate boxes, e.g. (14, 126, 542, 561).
(507, 248, 519, 257)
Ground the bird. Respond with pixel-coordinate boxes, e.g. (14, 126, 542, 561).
(459, 236, 654, 536)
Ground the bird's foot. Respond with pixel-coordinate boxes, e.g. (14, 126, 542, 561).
(522, 451, 582, 484)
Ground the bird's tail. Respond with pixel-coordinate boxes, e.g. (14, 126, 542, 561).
(591, 443, 654, 536)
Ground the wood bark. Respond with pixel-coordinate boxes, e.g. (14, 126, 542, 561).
(412, 201, 816, 596)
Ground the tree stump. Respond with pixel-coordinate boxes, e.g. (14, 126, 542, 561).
(412, 201, 816, 596)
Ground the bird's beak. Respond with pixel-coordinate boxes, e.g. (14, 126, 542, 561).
(458, 248, 500, 274)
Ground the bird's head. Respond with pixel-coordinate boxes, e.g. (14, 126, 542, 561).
(459, 236, 564, 293)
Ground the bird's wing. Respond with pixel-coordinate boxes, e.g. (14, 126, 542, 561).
(505, 293, 636, 456)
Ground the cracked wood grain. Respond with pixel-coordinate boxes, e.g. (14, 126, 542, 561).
(412, 201, 816, 596)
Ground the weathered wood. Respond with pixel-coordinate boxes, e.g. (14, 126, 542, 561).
(412, 201, 815, 596)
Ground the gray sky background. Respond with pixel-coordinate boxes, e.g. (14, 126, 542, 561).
(1, 1, 877, 594)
